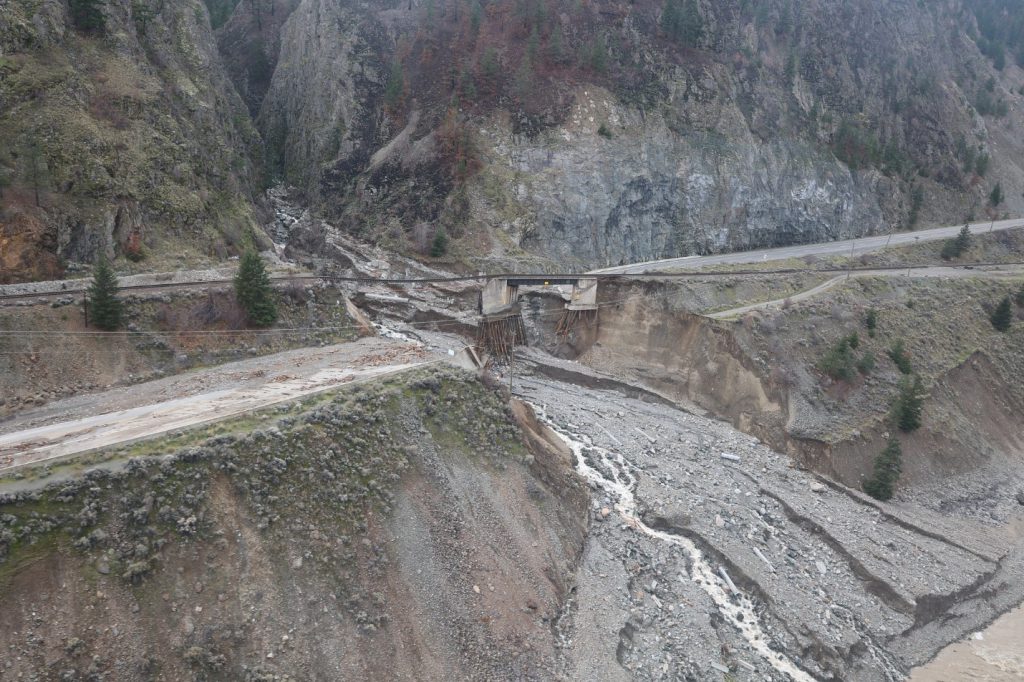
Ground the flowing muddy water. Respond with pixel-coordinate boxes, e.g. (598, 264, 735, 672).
(538, 415, 817, 682)
(910, 604, 1024, 681)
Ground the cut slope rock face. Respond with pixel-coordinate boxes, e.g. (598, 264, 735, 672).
(3, 0, 1024, 276)
(0, 368, 588, 679)
(250, 0, 1024, 268)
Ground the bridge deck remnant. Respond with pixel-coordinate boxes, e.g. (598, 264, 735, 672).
(480, 277, 598, 316)
(478, 277, 598, 358)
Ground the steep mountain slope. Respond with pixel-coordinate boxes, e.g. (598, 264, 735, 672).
(212, 0, 300, 116)
(0, 0, 265, 282)
(2, 0, 1023, 279)
(245, 0, 1024, 268)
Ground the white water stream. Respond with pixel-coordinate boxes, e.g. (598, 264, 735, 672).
(372, 321, 422, 345)
(539, 416, 817, 681)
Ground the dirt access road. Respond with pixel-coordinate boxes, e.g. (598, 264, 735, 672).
(0, 337, 435, 473)
(593, 218, 1024, 274)
(707, 263, 1024, 319)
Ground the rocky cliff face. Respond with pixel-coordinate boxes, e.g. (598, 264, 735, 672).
(0, 0, 264, 281)
(214, 0, 299, 116)
(257, 0, 393, 210)
(252, 0, 1024, 268)
(2, 0, 1023, 277)
(473, 87, 888, 267)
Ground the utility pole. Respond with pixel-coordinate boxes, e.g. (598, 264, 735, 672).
(508, 345, 514, 394)
(846, 238, 856, 280)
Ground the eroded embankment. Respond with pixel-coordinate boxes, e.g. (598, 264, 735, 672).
(0, 367, 588, 679)
(513, 369, 1022, 681)
(567, 280, 789, 448)
(563, 278, 1024, 495)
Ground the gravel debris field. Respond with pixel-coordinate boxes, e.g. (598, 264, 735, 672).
(514, 355, 1023, 681)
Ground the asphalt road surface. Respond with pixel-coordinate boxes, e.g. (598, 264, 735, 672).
(591, 218, 1024, 275)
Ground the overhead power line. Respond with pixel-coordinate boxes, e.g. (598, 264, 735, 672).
(1, 260, 1021, 303)
(0, 295, 644, 350)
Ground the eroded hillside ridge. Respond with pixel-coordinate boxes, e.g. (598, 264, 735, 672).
(0, 0, 265, 282)
(0, 368, 588, 679)
(250, 0, 1024, 267)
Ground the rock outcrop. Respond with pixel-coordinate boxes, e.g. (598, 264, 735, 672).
(251, 0, 1024, 268)
(0, 0, 265, 277)
(3, 0, 1023, 276)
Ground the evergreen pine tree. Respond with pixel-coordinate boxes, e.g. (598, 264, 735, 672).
(865, 308, 878, 337)
(989, 182, 1004, 207)
(384, 62, 404, 111)
(990, 295, 1012, 331)
(515, 54, 533, 100)
(818, 335, 856, 381)
(856, 351, 876, 376)
(548, 27, 566, 64)
(955, 223, 972, 252)
(480, 48, 500, 92)
(939, 239, 958, 260)
(941, 224, 972, 260)
(470, 0, 482, 35)
(1015, 285, 1024, 307)
(70, 0, 106, 32)
(430, 227, 449, 257)
(661, 0, 703, 46)
(892, 374, 924, 432)
(660, 0, 682, 39)
(527, 25, 540, 62)
(88, 258, 124, 331)
(234, 250, 278, 328)
(887, 339, 912, 374)
(908, 184, 923, 227)
(863, 438, 902, 501)
(587, 39, 608, 73)
(680, 0, 703, 45)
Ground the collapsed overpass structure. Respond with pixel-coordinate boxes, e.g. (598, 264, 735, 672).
(477, 277, 598, 357)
